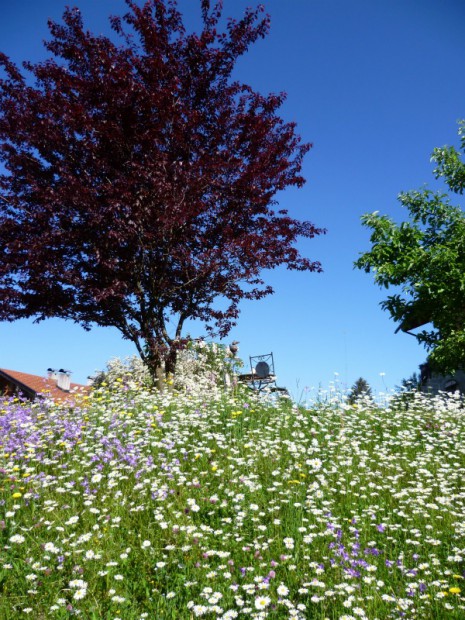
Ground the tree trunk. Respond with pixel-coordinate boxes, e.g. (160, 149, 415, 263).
(145, 347, 178, 391)
(154, 364, 165, 392)
(142, 345, 166, 392)
(164, 345, 177, 378)
(135, 333, 179, 391)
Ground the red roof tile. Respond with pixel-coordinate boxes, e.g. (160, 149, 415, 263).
(0, 368, 88, 402)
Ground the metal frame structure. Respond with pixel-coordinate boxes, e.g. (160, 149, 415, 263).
(248, 352, 276, 392)
(238, 351, 289, 395)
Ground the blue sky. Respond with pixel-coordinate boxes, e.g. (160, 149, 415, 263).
(1, 0, 464, 398)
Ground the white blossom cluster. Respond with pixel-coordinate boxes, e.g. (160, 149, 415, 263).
(92, 340, 243, 398)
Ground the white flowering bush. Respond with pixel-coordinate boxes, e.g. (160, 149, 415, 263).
(92, 340, 243, 398)
(92, 355, 152, 389)
(173, 340, 243, 395)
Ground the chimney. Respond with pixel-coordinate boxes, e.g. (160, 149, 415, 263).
(47, 368, 58, 381)
(57, 369, 72, 392)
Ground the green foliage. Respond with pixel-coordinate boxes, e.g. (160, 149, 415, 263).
(355, 120, 465, 373)
(432, 119, 465, 195)
(347, 377, 372, 404)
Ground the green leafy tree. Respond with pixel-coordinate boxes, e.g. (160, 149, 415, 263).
(355, 120, 465, 373)
(397, 371, 422, 392)
(347, 377, 372, 404)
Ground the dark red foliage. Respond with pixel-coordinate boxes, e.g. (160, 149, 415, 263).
(0, 0, 324, 378)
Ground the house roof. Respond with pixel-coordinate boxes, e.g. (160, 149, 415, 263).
(0, 368, 88, 402)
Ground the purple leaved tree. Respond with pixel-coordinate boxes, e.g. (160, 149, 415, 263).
(0, 0, 324, 386)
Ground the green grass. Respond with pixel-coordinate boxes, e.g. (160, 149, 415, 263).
(1, 385, 465, 619)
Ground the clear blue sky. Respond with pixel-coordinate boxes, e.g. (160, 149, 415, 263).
(1, 0, 464, 398)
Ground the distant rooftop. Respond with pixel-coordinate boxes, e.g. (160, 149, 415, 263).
(0, 368, 88, 402)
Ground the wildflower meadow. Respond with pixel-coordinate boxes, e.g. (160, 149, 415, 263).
(1, 378, 465, 619)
